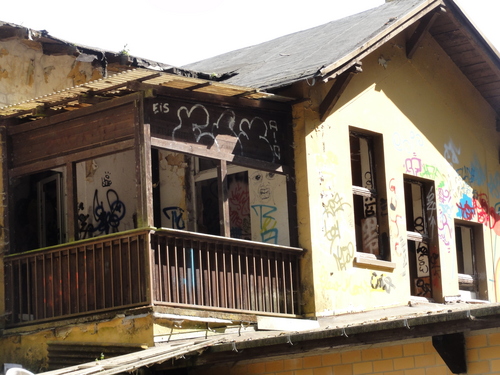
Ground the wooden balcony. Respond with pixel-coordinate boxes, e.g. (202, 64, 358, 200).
(4, 229, 302, 327)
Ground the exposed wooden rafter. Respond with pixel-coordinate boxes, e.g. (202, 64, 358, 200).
(406, 8, 444, 59)
(319, 63, 362, 121)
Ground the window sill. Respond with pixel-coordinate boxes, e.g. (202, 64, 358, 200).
(354, 252, 396, 271)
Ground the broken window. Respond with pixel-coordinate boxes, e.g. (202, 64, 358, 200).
(350, 130, 389, 260)
(153, 150, 291, 246)
(404, 178, 434, 298)
(11, 169, 65, 252)
(455, 222, 484, 300)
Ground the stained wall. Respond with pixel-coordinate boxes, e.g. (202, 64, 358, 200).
(294, 31, 499, 316)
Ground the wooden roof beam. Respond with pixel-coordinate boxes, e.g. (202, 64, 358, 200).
(319, 63, 362, 121)
(407, 8, 444, 59)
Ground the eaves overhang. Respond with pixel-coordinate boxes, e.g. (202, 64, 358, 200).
(160, 302, 500, 372)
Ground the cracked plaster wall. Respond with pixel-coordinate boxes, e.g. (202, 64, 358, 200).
(0, 39, 102, 107)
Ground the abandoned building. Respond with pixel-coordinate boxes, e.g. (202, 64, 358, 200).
(1, 0, 500, 374)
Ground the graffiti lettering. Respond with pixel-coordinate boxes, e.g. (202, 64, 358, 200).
(251, 204, 278, 244)
(163, 206, 186, 230)
(370, 272, 395, 293)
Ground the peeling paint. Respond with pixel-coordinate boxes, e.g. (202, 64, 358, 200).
(67, 61, 87, 86)
(43, 65, 55, 83)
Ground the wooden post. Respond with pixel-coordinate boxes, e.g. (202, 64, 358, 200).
(217, 160, 231, 237)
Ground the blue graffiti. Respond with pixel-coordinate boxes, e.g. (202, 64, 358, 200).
(162, 206, 186, 229)
(251, 204, 278, 244)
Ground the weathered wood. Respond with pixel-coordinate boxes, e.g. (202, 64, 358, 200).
(7, 93, 142, 135)
(146, 97, 289, 166)
(9, 139, 135, 178)
(128, 81, 292, 113)
(66, 162, 77, 242)
(407, 11, 441, 59)
(9, 103, 136, 169)
(150, 137, 290, 175)
(319, 64, 361, 121)
(218, 160, 231, 237)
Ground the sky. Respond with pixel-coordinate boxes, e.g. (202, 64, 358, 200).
(2, 0, 499, 67)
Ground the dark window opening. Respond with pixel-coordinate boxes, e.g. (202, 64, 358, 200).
(404, 178, 434, 298)
(11, 170, 64, 253)
(350, 130, 389, 260)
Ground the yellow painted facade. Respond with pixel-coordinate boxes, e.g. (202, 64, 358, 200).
(294, 31, 499, 315)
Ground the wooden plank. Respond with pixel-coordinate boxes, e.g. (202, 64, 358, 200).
(7, 93, 142, 135)
(150, 136, 290, 175)
(10, 104, 136, 168)
(218, 160, 231, 237)
(257, 316, 320, 332)
(319, 64, 362, 121)
(128, 81, 292, 113)
(9, 139, 135, 178)
(407, 11, 441, 59)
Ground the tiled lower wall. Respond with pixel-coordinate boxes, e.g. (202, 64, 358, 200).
(191, 328, 500, 375)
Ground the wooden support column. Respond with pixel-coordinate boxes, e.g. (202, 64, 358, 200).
(66, 162, 77, 242)
(217, 160, 231, 237)
(135, 94, 154, 228)
(406, 9, 443, 59)
(319, 63, 362, 121)
(432, 332, 467, 374)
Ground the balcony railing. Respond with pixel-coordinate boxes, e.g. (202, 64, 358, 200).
(151, 228, 302, 315)
(4, 228, 302, 326)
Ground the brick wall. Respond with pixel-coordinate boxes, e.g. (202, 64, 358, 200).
(191, 328, 500, 375)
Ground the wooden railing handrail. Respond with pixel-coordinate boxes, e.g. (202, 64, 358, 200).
(5, 228, 154, 259)
(6, 227, 304, 260)
(154, 227, 305, 254)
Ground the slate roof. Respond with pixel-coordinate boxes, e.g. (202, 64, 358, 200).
(183, 0, 430, 90)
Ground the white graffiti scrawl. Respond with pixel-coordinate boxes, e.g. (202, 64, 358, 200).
(153, 100, 282, 163)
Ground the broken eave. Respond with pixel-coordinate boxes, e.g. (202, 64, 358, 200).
(0, 68, 295, 122)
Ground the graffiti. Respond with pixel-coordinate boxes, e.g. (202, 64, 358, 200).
(443, 139, 461, 165)
(323, 193, 355, 270)
(251, 205, 278, 244)
(161, 102, 281, 163)
(426, 186, 437, 234)
(456, 166, 475, 184)
(361, 216, 379, 254)
(229, 179, 251, 238)
(456, 194, 475, 220)
(370, 272, 395, 293)
(392, 131, 424, 152)
(78, 189, 126, 238)
(456, 191, 500, 232)
(101, 171, 112, 187)
(416, 243, 430, 276)
(162, 206, 186, 230)
(488, 171, 500, 200)
(470, 155, 486, 186)
(335, 242, 355, 271)
(420, 164, 444, 181)
(405, 154, 422, 176)
(415, 277, 432, 297)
